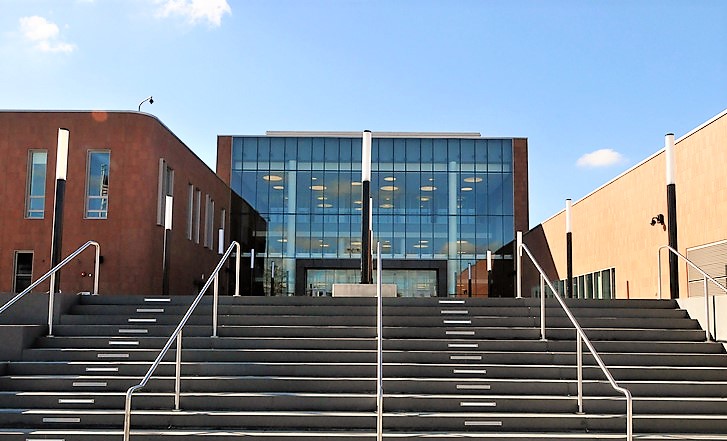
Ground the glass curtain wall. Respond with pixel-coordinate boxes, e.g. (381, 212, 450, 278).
(231, 135, 514, 296)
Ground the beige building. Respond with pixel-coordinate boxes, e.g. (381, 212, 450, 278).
(525, 109, 727, 310)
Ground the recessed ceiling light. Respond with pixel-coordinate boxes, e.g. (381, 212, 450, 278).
(317, 203, 333, 208)
(354, 200, 362, 204)
(317, 196, 327, 201)
(262, 175, 283, 182)
(277, 239, 288, 243)
(420, 185, 437, 192)
(273, 185, 284, 190)
(456, 240, 468, 244)
(382, 243, 391, 248)
(384, 176, 396, 182)
(419, 196, 430, 202)
(413, 244, 429, 248)
(380, 203, 393, 209)
(380, 185, 398, 191)
(463, 177, 483, 183)
(312, 177, 318, 181)
(351, 182, 362, 186)
(461, 187, 473, 191)
(310, 185, 326, 191)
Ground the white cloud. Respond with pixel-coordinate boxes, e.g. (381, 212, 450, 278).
(155, 0, 231, 27)
(18, 16, 76, 53)
(576, 149, 625, 168)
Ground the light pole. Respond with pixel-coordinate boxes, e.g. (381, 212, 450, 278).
(361, 130, 373, 285)
(665, 133, 679, 299)
(566, 198, 573, 298)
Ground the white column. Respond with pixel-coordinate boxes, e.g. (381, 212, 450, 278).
(447, 161, 458, 295)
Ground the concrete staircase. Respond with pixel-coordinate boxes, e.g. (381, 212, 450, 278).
(0, 295, 726, 440)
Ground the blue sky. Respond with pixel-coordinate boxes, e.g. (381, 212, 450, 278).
(1, 0, 725, 226)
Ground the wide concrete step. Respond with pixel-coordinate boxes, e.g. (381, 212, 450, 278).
(10, 429, 727, 441)
(57, 313, 703, 331)
(47, 324, 708, 341)
(32, 336, 725, 354)
(19, 347, 727, 367)
(3, 375, 727, 397)
(2, 391, 727, 414)
(1, 409, 726, 433)
(8, 360, 727, 382)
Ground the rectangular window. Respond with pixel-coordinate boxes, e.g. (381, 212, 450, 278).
(26, 150, 47, 219)
(13, 251, 33, 293)
(194, 189, 201, 244)
(186, 184, 194, 240)
(157, 159, 174, 225)
(219, 208, 226, 251)
(86, 150, 110, 219)
(204, 194, 214, 249)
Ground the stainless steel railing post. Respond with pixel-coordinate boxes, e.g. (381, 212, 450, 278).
(704, 277, 711, 342)
(577, 333, 583, 414)
(175, 330, 182, 410)
(540, 274, 546, 341)
(213, 274, 219, 338)
(376, 241, 383, 441)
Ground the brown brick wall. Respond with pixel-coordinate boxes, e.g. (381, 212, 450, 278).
(0, 111, 232, 296)
(513, 138, 529, 233)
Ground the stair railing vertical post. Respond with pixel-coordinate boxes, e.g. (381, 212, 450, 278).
(175, 330, 182, 410)
(539, 274, 546, 341)
(234, 242, 241, 297)
(657, 249, 663, 300)
(703, 277, 712, 342)
(376, 241, 383, 441)
(576, 333, 583, 414)
(93, 242, 100, 295)
(212, 274, 219, 338)
(516, 231, 522, 299)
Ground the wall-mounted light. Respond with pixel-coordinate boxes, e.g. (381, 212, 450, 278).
(650, 213, 665, 227)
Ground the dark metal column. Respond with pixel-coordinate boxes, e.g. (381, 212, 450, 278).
(565, 198, 573, 298)
(665, 133, 679, 299)
(361, 130, 373, 284)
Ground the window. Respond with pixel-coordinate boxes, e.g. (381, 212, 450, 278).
(86, 151, 110, 219)
(13, 251, 33, 293)
(204, 195, 214, 249)
(219, 208, 226, 251)
(186, 184, 194, 240)
(26, 150, 47, 219)
(157, 159, 174, 225)
(194, 189, 201, 244)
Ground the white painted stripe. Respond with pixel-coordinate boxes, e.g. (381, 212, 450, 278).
(464, 420, 503, 426)
(453, 369, 487, 374)
(97, 353, 129, 358)
(446, 330, 475, 336)
(118, 329, 148, 334)
(448, 343, 478, 348)
(443, 320, 471, 325)
(460, 401, 496, 407)
(451, 355, 482, 361)
(441, 310, 468, 314)
(128, 318, 157, 323)
(59, 398, 94, 404)
(43, 417, 81, 423)
(109, 341, 139, 346)
(86, 367, 118, 372)
(439, 300, 465, 304)
(144, 298, 172, 302)
(457, 384, 491, 390)
(73, 382, 107, 387)
(137, 308, 164, 313)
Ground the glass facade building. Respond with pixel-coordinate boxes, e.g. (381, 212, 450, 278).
(227, 132, 526, 297)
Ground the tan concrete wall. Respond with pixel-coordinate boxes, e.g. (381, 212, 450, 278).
(527, 110, 727, 299)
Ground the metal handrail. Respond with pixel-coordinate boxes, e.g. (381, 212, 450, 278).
(658, 245, 724, 342)
(518, 243, 633, 441)
(123, 241, 241, 441)
(0, 240, 100, 336)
